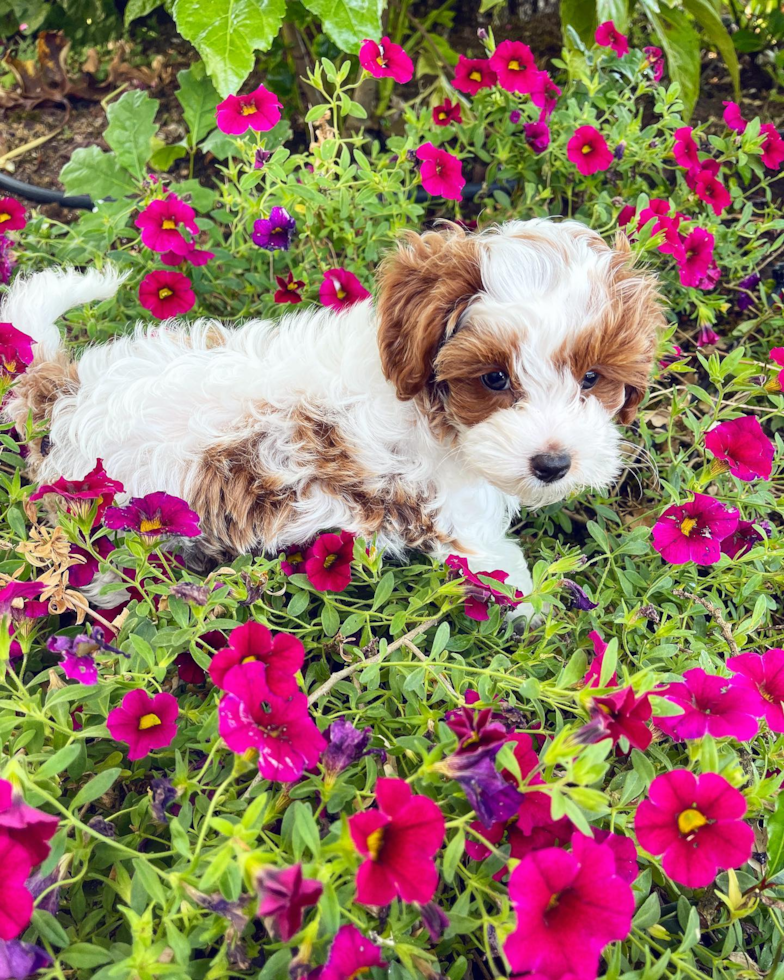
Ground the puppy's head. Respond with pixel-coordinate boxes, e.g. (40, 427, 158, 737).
(376, 218, 664, 507)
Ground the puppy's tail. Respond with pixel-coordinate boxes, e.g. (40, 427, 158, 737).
(0, 265, 127, 360)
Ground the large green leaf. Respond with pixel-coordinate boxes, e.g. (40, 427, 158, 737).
(60, 145, 137, 200)
(172, 0, 287, 97)
(682, 0, 741, 100)
(597, 0, 629, 33)
(767, 791, 784, 876)
(643, 2, 701, 118)
(124, 0, 163, 25)
(560, 0, 597, 45)
(176, 61, 220, 146)
(104, 90, 159, 180)
(301, 0, 382, 53)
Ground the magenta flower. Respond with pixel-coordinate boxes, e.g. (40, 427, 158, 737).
(590, 687, 653, 751)
(723, 101, 747, 134)
(175, 651, 205, 684)
(722, 519, 769, 559)
(673, 126, 701, 169)
(0, 580, 47, 623)
(432, 97, 462, 126)
(530, 71, 560, 117)
(106, 689, 179, 760)
(135, 194, 198, 256)
(583, 630, 618, 688)
(0, 840, 33, 940)
(675, 227, 715, 288)
(644, 46, 665, 82)
(0, 198, 26, 232)
(652, 493, 738, 565)
(0, 323, 33, 378)
(771, 347, 784, 389)
(697, 325, 720, 347)
(319, 269, 371, 311)
(0, 236, 15, 286)
(208, 620, 303, 696)
(349, 777, 445, 905)
(445, 554, 524, 620)
(280, 543, 310, 575)
(138, 270, 195, 319)
(452, 55, 496, 95)
(0, 779, 58, 866)
(591, 829, 639, 884)
(160, 242, 214, 267)
(48, 634, 99, 684)
(618, 204, 636, 227)
(728, 649, 784, 732)
(68, 536, 114, 590)
(504, 834, 634, 978)
(523, 120, 550, 153)
(567, 125, 613, 175)
(654, 667, 760, 741)
(218, 662, 325, 782)
(690, 167, 731, 216)
(489, 40, 539, 93)
(30, 459, 123, 525)
(359, 37, 413, 83)
(215, 85, 281, 135)
(319, 925, 384, 980)
(252, 207, 296, 252)
(274, 271, 305, 304)
(305, 530, 355, 591)
(255, 863, 322, 941)
(415, 142, 465, 200)
(635, 770, 753, 888)
(595, 20, 629, 57)
(761, 123, 784, 169)
(705, 416, 775, 481)
(104, 491, 201, 540)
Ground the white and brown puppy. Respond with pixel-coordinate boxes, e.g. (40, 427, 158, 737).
(2, 218, 663, 611)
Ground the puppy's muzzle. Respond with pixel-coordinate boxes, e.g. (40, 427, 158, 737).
(530, 451, 572, 484)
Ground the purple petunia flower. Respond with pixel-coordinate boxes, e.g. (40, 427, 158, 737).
(252, 207, 296, 251)
(48, 634, 99, 685)
(104, 492, 201, 540)
(737, 272, 761, 312)
(149, 777, 178, 823)
(0, 237, 15, 286)
(560, 578, 598, 610)
(321, 717, 385, 779)
(0, 940, 52, 979)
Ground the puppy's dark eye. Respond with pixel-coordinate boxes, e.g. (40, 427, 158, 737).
(581, 370, 599, 391)
(481, 371, 511, 391)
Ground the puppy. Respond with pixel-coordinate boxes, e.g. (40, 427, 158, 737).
(2, 219, 663, 610)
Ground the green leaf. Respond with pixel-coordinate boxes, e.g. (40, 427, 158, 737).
(301, 0, 382, 52)
(32, 909, 70, 947)
(61, 944, 114, 969)
(125, 0, 162, 25)
(60, 146, 137, 200)
(767, 792, 784, 876)
(37, 742, 82, 780)
(105, 90, 159, 180)
(681, 0, 741, 101)
(560, 0, 597, 45)
(149, 140, 188, 172)
(642, 3, 700, 119)
(597, 0, 629, 33)
(172, 0, 287, 97)
(371, 570, 395, 610)
(71, 767, 121, 809)
(133, 859, 167, 906)
(443, 829, 465, 883)
(177, 61, 220, 146)
(322, 602, 340, 637)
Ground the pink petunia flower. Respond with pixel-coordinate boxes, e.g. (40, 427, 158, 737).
(175, 651, 205, 684)
(160, 242, 215, 267)
(760, 123, 784, 170)
(489, 40, 539, 93)
(432, 97, 462, 126)
(0, 198, 26, 232)
(218, 662, 325, 781)
(591, 829, 639, 884)
(530, 71, 561, 118)
(644, 46, 665, 82)
(274, 271, 305, 304)
(349, 777, 445, 905)
(445, 554, 524, 620)
(67, 536, 115, 590)
(280, 543, 311, 575)
(674, 227, 715, 288)
(654, 667, 760, 741)
(415, 142, 466, 200)
(359, 37, 413, 84)
(690, 167, 731, 216)
(705, 415, 775, 481)
(635, 770, 754, 888)
(319, 268, 371, 311)
(583, 629, 618, 688)
(770, 347, 784, 389)
(318, 925, 385, 980)
(452, 56, 497, 95)
(0, 839, 34, 940)
(723, 101, 747, 134)
(618, 204, 636, 227)
(595, 21, 629, 57)
(305, 530, 355, 591)
(589, 687, 653, 751)
(566, 125, 613, 175)
(523, 120, 550, 153)
(107, 689, 179, 760)
(105, 491, 200, 540)
(0, 779, 58, 866)
(0, 581, 48, 622)
(51, 637, 99, 684)
(722, 519, 769, 559)
(138, 270, 196, 319)
(652, 493, 738, 565)
(504, 833, 634, 977)
(255, 863, 322, 941)
(215, 85, 282, 135)
(697, 325, 720, 348)
(208, 620, 303, 696)
(673, 127, 701, 169)
(728, 649, 784, 732)
(0, 323, 34, 378)
(30, 459, 123, 525)
(135, 194, 198, 256)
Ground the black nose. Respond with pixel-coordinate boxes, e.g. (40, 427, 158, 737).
(531, 452, 572, 484)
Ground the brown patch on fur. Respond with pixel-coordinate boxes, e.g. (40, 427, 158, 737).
(555, 234, 665, 424)
(7, 352, 79, 475)
(376, 225, 483, 400)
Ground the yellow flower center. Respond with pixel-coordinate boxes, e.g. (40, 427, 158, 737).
(680, 517, 698, 536)
(161, 219, 177, 230)
(335, 287, 346, 300)
(678, 808, 708, 835)
(376, 55, 388, 67)
(139, 516, 163, 533)
(469, 70, 482, 82)
(367, 827, 385, 859)
(508, 59, 520, 71)
(323, 553, 338, 568)
(438, 111, 447, 120)
(582, 144, 592, 154)
(241, 655, 258, 664)
(138, 713, 161, 730)
(0, 213, 9, 223)
(241, 103, 256, 115)
(157, 288, 173, 301)
(3, 359, 16, 373)
(288, 282, 298, 291)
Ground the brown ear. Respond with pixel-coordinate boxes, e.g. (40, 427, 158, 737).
(618, 385, 645, 425)
(376, 226, 483, 399)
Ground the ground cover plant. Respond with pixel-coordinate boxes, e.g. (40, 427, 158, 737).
(1, 17, 784, 980)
